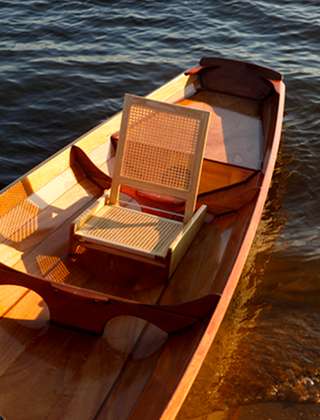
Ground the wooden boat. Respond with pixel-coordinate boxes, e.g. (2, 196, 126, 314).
(0, 57, 285, 419)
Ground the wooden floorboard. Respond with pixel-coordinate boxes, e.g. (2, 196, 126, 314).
(0, 83, 263, 419)
(95, 220, 227, 419)
(0, 203, 229, 420)
(0, 178, 106, 420)
(0, 195, 161, 418)
(0, 178, 100, 316)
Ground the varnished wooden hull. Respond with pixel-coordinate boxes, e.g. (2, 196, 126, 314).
(0, 58, 285, 419)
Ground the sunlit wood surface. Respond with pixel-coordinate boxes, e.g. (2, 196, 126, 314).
(0, 65, 284, 419)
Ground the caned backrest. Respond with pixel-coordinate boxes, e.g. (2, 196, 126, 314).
(110, 94, 210, 222)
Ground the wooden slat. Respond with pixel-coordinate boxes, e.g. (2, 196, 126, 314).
(0, 180, 100, 268)
(0, 179, 100, 323)
(0, 151, 104, 257)
(0, 69, 284, 420)
(0, 291, 49, 378)
(0, 279, 162, 420)
(0, 212, 218, 420)
(146, 73, 198, 104)
(95, 219, 225, 419)
(77, 205, 183, 258)
(0, 194, 163, 420)
(0, 285, 28, 318)
(0, 181, 31, 218)
(0, 322, 98, 420)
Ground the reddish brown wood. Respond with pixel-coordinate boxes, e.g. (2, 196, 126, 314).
(185, 57, 282, 100)
(111, 131, 120, 144)
(70, 145, 112, 190)
(198, 171, 262, 215)
(0, 264, 219, 334)
(261, 93, 280, 171)
(0, 58, 285, 420)
(70, 145, 259, 217)
(185, 57, 282, 80)
(183, 65, 203, 76)
(158, 79, 285, 420)
(200, 57, 282, 80)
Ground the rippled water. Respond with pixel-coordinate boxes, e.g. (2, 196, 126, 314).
(1, 0, 319, 418)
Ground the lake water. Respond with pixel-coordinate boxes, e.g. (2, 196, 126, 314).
(0, 1, 319, 418)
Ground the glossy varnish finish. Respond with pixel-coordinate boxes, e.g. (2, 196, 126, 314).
(0, 58, 285, 419)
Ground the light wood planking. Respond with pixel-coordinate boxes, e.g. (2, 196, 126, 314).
(0, 60, 284, 420)
(0, 260, 162, 420)
(0, 179, 100, 327)
(0, 179, 100, 267)
(0, 204, 216, 420)
(95, 219, 226, 419)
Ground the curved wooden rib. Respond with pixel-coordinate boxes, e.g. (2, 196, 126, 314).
(70, 145, 112, 190)
(0, 264, 220, 334)
(70, 144, 262, 217)
(198, 171, 262, 215)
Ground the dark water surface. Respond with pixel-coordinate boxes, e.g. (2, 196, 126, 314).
(1, 1, 319, 418)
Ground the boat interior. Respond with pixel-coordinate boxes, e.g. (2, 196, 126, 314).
(0, 58, 281, 419)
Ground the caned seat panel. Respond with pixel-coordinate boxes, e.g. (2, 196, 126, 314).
(110, 95, 210, 221)
(120, 103, 201, 191)
(71, 95, 210, 271)
(76, 205, 183, 258)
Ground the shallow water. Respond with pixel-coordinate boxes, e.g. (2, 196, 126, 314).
(0, 1, 320, 418)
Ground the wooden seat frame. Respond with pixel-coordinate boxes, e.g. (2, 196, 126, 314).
(70, 94, 211, 277)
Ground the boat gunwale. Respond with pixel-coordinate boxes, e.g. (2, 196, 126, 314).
(160, 79, 285, 420)
(0, 59, 285, 420)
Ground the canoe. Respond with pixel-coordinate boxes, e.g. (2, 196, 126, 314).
(0, 57, 285, 419)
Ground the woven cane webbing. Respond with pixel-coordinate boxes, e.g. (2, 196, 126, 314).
(77, 205, 183, 258)
(120, 101, 202, 192)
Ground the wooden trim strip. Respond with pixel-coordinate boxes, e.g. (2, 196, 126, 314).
(159, 80, 286, 420)
(70, 145, 112, 190)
